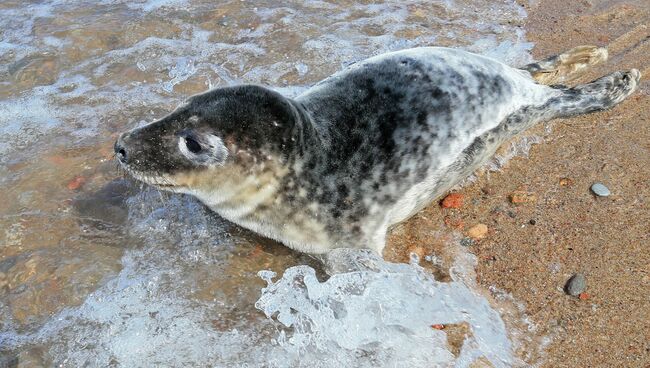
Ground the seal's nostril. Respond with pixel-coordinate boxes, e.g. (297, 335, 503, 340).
(114, 138, 127, 163)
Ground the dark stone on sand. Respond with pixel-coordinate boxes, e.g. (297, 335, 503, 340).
(590, 183, 610, 197)
(460, 238, 474, 247)
(564, 273, 587, 296)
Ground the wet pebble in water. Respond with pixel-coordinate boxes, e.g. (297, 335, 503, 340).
(564, 273, 587, 296)
(590, 183, 610, 197)
(67, 176, 86, 191)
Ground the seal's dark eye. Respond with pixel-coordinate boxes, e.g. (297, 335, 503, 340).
(184, 136, 202, 154)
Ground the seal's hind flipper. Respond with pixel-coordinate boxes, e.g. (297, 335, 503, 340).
(549, 69, 640, 118)
(496, 69, 639, 139)
(523, 45, 608, 85)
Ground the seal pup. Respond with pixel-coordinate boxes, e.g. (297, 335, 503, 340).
(115, 46, 640, 254)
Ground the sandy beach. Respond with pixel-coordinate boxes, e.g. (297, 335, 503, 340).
(387, 0, 650, 366)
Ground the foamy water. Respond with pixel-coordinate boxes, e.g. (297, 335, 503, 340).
(1, 1, 539, 366)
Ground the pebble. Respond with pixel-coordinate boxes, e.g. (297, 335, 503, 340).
(590, 183, 610, 197)
(481, 186, 495, 195)
(460, 238, 474, 247)
(509, 191, 537, 205)
(559, 177, 574, 187)
(529, 219, 536, 225)
(441, 193, 463, 209)
(564, 273, 587, 296)
(467, 223, 488, 240)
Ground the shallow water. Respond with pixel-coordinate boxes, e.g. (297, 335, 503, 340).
(1, 0, 537, 366)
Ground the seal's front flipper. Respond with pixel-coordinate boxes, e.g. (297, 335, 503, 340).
(550, 69, 640, 118)
(523, 45, 608, 85)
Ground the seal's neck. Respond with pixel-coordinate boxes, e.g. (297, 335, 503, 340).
(287, 99, 326, 155)
(187, 161, 332, 253)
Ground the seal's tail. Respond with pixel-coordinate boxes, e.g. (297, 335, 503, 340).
(547, 69, 640, 118)
(522, 45, 608, 85)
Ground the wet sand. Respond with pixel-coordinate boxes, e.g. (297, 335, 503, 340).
(387, 0, 650, 366)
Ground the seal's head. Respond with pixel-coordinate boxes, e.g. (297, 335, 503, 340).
(114, 85, 303, 202)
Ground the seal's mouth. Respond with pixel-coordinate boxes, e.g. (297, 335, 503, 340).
(119, 164, 185, 191)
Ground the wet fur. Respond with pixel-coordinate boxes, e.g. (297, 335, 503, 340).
(117, 47, 640, 254)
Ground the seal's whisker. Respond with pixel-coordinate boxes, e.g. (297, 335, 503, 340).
(157, 188, 165, 203)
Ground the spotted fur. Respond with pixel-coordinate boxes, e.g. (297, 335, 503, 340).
(116, 47, 640, 254)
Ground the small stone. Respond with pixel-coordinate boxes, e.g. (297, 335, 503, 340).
(467, 223, 488, 240)
(509, 191, 537, 205)
(590, 183, 610, 197)
(529, 219, 536, 225)
(481, 186, 494, 195)
(564, 273, 587, 296)
(578, 292, 590, 300)
(431, 324, 445, 330)
(460, 238, 474, 247)
(559, 177, 574, 187)
(441, 193, 463, 209)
